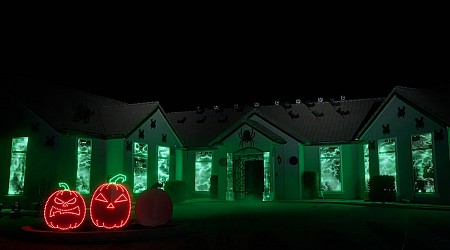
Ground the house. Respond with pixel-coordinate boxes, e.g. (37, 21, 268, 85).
(358, 85, 450, 205)
(2, 76, 450, 208)
(0, 76, 183, 207)
(166, 97, 383, 201)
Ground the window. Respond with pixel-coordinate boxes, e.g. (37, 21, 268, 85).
(263, 151, 272, 201)
(133, 142, 148, 193)
(378, 138, 397, 181)
(8, 137, 29, 195)
(319, 146, 342, 191)
(157, 146, 170, 187)
(195, 151, 212, 191)
(364, 143, 370, 190)
(76, 139, 92, 194)
(411, 133, 435, 193)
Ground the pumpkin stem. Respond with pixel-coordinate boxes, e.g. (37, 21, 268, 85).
(110, 174, 126, 184)
(59, 182, 70, 190)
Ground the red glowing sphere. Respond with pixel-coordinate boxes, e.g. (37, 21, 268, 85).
(135, 188, 173, 227)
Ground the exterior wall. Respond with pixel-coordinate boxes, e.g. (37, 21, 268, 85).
(117, 109, 183, 199)
(340, 144, 365, 199)
(249, 116, 302, 200)
(105, 139, 125, 179)
(53, 109, 183, 203)
(175, 148, 185, 180)
(429, 130, 450, 204)
(181, 148, 218, 199)
(302, 144, 364, 200)
(360, 96, 450, 204)
(272, 143, 287, 200)
(1, 103, 183, 207)
(298, 143, 305, 199)
(303, 146, 320, 174)
(0, 99, 62, 208)
(273, 141, 302, 200)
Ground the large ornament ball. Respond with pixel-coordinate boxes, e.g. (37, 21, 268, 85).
(135, 188, 173, 227)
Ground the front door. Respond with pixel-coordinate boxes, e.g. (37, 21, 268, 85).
(244, 160, 264, 200)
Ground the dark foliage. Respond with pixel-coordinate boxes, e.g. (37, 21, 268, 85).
(303, 171, 319, 199)
(164, 180, 189, 204)
(368, 175, 396, 203)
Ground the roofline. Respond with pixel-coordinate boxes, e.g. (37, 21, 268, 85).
(210, 116, 287, 147)
(356, 87, 448, 139)
(251, 109, 309, 143)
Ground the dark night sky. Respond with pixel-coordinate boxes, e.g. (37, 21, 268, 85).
(4, 57, 449, 113)
(3, 13, 449, 112)
(5, 64, 447, 113)
(5, 46, 449, 113)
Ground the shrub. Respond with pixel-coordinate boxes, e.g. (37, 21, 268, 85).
(164, 180, 189, 204)
(303, 171, 319, 199)
(368, 175, 396, 203)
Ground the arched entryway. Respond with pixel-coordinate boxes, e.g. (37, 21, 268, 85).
(233, 153, 264, 200)
(225, 148, 273, 201)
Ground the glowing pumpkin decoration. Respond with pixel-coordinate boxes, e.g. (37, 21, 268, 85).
(90, 174, 131, 229)
(44, 182, 86, 230)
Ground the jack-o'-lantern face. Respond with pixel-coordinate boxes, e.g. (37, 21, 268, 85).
(90, 174, 131, 229)
(44, 183, 86, 230)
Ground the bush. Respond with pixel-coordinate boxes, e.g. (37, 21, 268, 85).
(303, 171, 319, 199)
(164, 180, 189, 204)
(368, 175, 396, 203)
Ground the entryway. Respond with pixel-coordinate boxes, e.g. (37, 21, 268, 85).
(233, 153, 264, 200)
(244, 160, 264, 200)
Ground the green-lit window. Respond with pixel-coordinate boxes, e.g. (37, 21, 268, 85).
(378, 138, 397, 183)
(157, 146, 170, 186)
(133, 142, 148, 193)
(226, 153, 234, 200)
(364, 143, 370, 190)
(76, 139, 92, 194)
(8, 137, 29, 195)
(319, 146, 342, 191)
(263, 151, 272, 201)
(195, 151, 212, 191)
(411, 133, 435, 193)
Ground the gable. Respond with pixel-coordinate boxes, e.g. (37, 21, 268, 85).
(220, 122, 285, 147)
(126, 108, 182, 147)
(359, 95, 445, 140)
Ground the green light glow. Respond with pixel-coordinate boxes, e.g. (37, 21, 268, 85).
(411, 133, 435, 193)
(110, 174, 126, 183)
(157, 146, 170, 186)
(133, 142, 148, 193)
(59, 182, 70, 190)
(195, 151, 212, 191)
(378, 138, 397, 186)
(320, 146, 342, 191)
(8, 137, 29, 195)
(226, 153, 234, 201)
(364, 144, 370, 190)
(263, 152, 272, 201)
(76, 139, 92, 194)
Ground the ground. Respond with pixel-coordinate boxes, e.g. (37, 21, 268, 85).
(1, 199, 450, 249)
